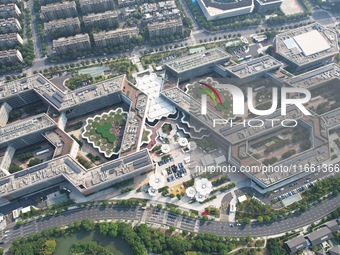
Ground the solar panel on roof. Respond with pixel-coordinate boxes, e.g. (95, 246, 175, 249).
(52, 92, 64, 103)
(101, 161, 122, 172)
(65, 158, 81, 174)
(133, 161, 150, 169)
(37, 76, 46, 84)
(76, 85, 96, 94)
(247, 59, 262, 66)
(133, 158, 148, 167)
(290, 66, 334, 84)
(14, 163, 49, 178)
(231, 65, 246, 72)
(123, 152, 146, 163)
(0, 178, 10, 186)
(43, 93, 61, 108)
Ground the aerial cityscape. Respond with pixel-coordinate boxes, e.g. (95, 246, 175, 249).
(0, 0, 339, 253)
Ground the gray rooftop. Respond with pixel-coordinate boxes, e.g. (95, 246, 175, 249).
(275, 23, 338, 66)
(165, 48, 230, 74)
(306, 227, 333, 246)
(285, 235, 307, 254)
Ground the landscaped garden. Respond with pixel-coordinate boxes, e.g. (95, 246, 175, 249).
(82, 108, 127, 157)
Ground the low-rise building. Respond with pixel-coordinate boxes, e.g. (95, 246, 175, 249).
(53, 34, 91, 54)
(306, 227, 334, 247)
(83, 11, 118, 30)
(79, 0, 114, 14)
(41, 1, 77, 21)
(44, 17, 81, 38)
(284, 235, 308, 254)
(93, 27, 138, 47)
(0, 3, 21, 18)
(0, 33, 23, 50)
(0, 49, 23, 64)
(147, 18, 182, 37)
(0, 17, 21, 33)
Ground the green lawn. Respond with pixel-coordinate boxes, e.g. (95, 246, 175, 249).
(96, 122, 116, 143)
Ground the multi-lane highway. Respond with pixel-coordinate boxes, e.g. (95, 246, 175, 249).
(1, 195, 339, 249)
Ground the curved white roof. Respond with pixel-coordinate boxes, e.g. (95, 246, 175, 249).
(195, 178, 213, 196)
(149, 172, 166, 189)
(186, 187, 196, 198)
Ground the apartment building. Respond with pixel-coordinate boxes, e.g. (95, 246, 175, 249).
(41, 1, 77, 21)
(0, 3, 21, 18)
(0, 49, 24, 65)
(0, 33, 23, 50)
(44, 17, 80, 38)
(93, 27, 138, 47)
(83, 11, 118, 30)
(53, 34, 91, 54)
(0, 18, 21, 33)
(79, 0, 114, 14)
(147, 18, 182, 37)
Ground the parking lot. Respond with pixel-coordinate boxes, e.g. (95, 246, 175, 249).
(157, 158, 188, 183)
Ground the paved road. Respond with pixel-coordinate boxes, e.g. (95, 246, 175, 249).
(2, 195, 339, 248)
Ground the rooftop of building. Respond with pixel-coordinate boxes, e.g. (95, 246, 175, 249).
(83, 10, 118, 19)
(306, 227, 333, 243)
(165, 48, 230, 73)
(53, 34, 90, 46)
(275, 23, 338, 65)
(0, 113, 56, 144)
(285, 63, 340, 89)
(285, 235, 307, 250)
(44, 17, 80, 27)
(0, 73, 125, 111)
(256, 0, 283, 4)
(0, 49, 19, 57)
(0, 32, 19, 39)
(0, 149, 152, 195)
(93, 27, 138, 38)
(147, 18, 182, 28)
(224, 55, 282, 78)
(41, 1, 76, 10)
(198, 0, 253, 11)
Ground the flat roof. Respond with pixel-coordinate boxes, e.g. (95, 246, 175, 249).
(165, 48, 230, 74)
(200, 0, 253, 11)
(293, 30, 330, 56)
(285, 235, 307, 252)
(307, 227, 333, 244)
(275, 23, 338, 66)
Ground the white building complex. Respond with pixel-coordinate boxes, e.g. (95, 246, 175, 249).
(196, 0, 254, 21)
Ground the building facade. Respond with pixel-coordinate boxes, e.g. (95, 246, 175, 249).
(79, 0, 114, 14)
(254, 0, 282, 11)
(147, 18, 183, 37)
(93, 27, 138, 47)
(44, 17, 81, 38)
(83, 11, 118, 30)
(0, 3, 21, 18)
(53, 34, 91, 54)
(0, 18, 21, 33)
(0, 49, 23, 65)
(0, 33, 23, 50)
(41, 1, 78, 21)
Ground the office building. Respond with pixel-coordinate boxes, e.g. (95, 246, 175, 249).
(0, 3, 21, 18)
(164, 48, 230, 81)
(41, 1, 77, 21)
(83, 11, 118, 30)
(0, 18, 21, 33)
(44, 17, 81, 38)
(0, 33, 23, 50)
(147, 18, 182, 37)
(0, 102, 12, 127)
(53, 34, 91, 54)
(275, 23, 339, 72)
(79, 0, 114, 14)
(196, 0, 254, 21)
(0, 49, 23, 65)
(93, 27, 138, 47)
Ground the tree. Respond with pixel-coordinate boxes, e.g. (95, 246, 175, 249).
(28, 158, 42, 167)
(257, 216, 263, 223)
(202, 215, 209, 221)
(81, 218, 95, 231)
(169, 225, 176, 232)
(263, 215, 271, 222)
(41, 239, 57, 255)
(157, 204, 162, 210)
(244, 217, 251, 224)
